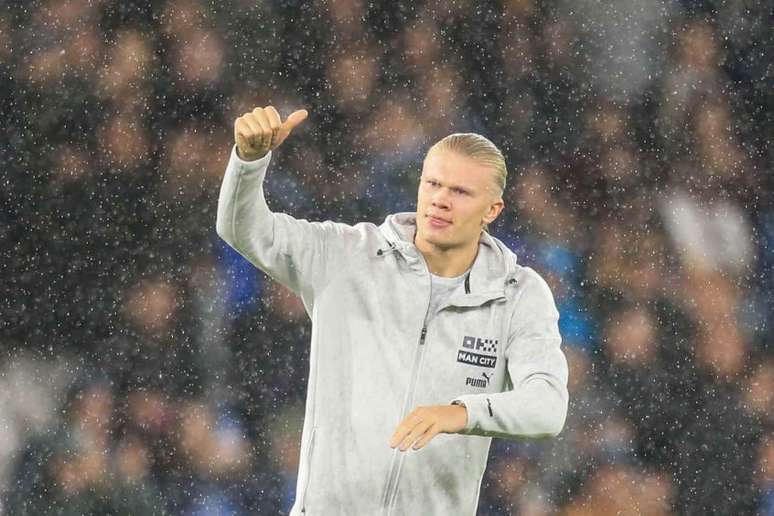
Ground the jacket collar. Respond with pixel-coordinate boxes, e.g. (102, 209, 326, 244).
(377, 212, 519, 301)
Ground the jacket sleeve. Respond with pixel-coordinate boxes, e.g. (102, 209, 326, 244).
(216, 145, 343, 304)
(450, 268, 569, 440)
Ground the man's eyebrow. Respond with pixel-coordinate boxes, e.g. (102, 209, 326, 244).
(421, 175, 478, 193)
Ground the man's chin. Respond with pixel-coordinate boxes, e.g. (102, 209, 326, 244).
(418, 232, 455, 251)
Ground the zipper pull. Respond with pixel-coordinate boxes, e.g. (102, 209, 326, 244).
(419, 326, 427, 345)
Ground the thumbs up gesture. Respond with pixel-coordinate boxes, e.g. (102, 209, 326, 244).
(234, 106, 308, 161)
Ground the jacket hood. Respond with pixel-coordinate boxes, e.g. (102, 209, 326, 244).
(377, 212, 520, 298)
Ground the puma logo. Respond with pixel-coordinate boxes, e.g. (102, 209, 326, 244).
(465, 372, 493, 389)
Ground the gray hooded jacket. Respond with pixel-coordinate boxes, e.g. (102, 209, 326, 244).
(216, 146, 569, 516)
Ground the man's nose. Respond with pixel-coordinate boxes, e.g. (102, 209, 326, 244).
(431, 188, 451, 208)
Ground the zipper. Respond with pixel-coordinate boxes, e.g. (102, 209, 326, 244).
(380, 325, 428, 515)
(299, 426, 318, 514)
(381, 251, 433, 516)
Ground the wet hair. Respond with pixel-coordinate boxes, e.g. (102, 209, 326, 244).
(426, 133, 507, 197)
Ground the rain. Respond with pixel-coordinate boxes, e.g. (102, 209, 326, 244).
(1, 0, 772, 515)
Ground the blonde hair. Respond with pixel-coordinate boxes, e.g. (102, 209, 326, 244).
(426, 132, 507, 197)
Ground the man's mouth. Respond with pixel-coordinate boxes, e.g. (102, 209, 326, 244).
(427, 215, 451, 228)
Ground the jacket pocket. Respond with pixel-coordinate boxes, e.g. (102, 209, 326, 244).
(300, 425, 317, 514)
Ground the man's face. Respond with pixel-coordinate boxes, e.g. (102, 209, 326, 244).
(415, 148, 504, 251)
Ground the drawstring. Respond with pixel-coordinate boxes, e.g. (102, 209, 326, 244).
(376, 240, 397, 256)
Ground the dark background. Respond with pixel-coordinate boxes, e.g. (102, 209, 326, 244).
(1, 0, 772, 514)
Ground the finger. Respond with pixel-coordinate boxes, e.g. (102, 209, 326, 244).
(398, 420, 434, 451)
(265, 108, 281, 148)
(265, 105, 282, 142)
(251, 108, 273, 150)
(389, 416, 423, 448)
(275, 108, 308, 147)
(235, 130, 250, 154)
(239, 114, 262, 148)
(234, 117, 247, 141)
(234, 118, 254, 150)
(412, 424, 440, 450)
(398, 420, 435, 452)
(285, 109, 308, 130)
(253, 107, 272, 132)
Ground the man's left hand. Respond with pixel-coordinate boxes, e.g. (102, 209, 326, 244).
(389, 404, 468, 452)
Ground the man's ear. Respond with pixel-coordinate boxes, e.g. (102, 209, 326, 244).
(482, 199, 505, 225)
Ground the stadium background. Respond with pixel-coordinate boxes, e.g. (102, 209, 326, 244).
(1, 0, 773, 514)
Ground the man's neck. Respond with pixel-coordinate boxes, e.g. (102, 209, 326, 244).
(414, 234, 480, 277)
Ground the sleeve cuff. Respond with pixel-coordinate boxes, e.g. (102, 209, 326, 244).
(449, 394, 490, 434)
(230, 144, 272, 171)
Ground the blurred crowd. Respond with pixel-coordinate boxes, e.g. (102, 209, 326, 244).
(2, 0, 773, 514)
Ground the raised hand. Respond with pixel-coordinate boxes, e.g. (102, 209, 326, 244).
(234, 105, 308, 161)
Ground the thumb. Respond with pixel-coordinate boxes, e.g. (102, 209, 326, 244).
(274, 109, 308, 147)
(285, 109, 308, 130)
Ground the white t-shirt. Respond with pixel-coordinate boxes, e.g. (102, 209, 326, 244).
(425, 269, 469, 324)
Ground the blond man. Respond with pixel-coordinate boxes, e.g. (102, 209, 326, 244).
(217, 106, 569, 515)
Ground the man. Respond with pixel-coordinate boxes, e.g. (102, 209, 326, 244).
(216, 106, 569, 515)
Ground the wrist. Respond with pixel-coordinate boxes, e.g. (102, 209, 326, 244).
(236, 146, 266, 162)
(450, 401, 468, 432)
